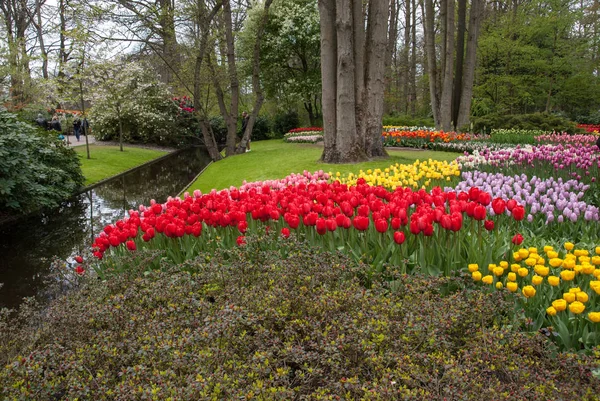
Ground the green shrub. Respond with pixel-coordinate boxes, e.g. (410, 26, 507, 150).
(273, 110, 300, 137)
(383, 115, 435, 128)
(490, 128, 545, 144)
(471, 112, 581, 135)
(0, 109, 84, 215)
(2, 235, 599, 399)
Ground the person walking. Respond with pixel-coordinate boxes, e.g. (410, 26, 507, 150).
(34, 114, 48, 130)
(73, 117, 82, 142)
(241, 111, 251, 151)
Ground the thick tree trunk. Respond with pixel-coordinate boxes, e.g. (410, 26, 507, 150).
(423, 0, 440, 126)
(353, 0, 366, 142)
(456, 0, 482, 130)
(402, 0, 411, 114)
(319, 0, 339, 162)
(439, 0, 455, 131)
(409, 0, 417, 115)
(384, 0, 398, 114)
(237, 0, 273, 154)
(364, 0, 390, 158)
(158, 0, 179, 84)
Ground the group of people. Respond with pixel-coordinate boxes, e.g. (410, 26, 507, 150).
(35, 113, 89, 142)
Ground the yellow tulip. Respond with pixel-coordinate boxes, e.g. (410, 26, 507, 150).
(563, 258, 576, 269)
(496, 282, 503, 290)
(565, 242, 574, 251)
(468, 263, 479, 272)
(534, 265, 549, 277)
(568, 287, 581, 293)
(518, 268, 529, 278)
(529, 247, 538, 254)
(546, 306, 557, 316)
(591, 281, 600, 295)
(543, 245, 554, 253)
(574, 265, 583, 274)
(522, 285, 536, 298)
(546, 250, 558, 258)
(579, 256, 591, 264)
(525, 257, 537, 267)
(582, 263, 595, 275)
(488, 263, 497, 272)
(563, 292, 576, 303)
(510, 264, 521, 273)
(548, 276, 560, 286)
(594, 269, 600, 278)
(507, 272, 517, 282)
(588, 312, 600, 323)
(493, 266, 505, 277)
(518, 249, 530, 259)
(472, 271, 482, 281)
(576, 291, 589, 303)
(499, 261, 509, 269)
(569, 301, 585, 314)
(532, 275, 543, 285)
(482, 275, 493, 285)
(537, 257, 545, 265)
(560, 270, 575, 281)
(596, 246, 600, 255)
(574, 249, 589, 257)
(591, 256, 600, 265)
(549, 258, 563, 268)
(513, 252, 522, 262)
(552, 299, 567, 312)
(507, 282, 518, 292)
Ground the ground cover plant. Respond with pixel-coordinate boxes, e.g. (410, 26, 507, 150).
(2, 238, 600, 399)
(76, 145, 169, 186)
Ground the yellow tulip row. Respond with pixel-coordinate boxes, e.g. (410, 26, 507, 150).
(470, 243, 600, 323)
(331, 160, 461, 191)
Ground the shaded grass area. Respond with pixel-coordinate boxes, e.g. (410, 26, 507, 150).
(76, 145, 168, 186)
(188, 139, 458, 193)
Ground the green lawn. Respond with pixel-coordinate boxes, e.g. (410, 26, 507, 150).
(188, 139, 458, 193)
(76, 145, 169, 185)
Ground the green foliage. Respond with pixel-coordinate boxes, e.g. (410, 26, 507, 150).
(490, 129, 545, 144)
(383, 115, 435, 128)
(471, 112, 580, 135)
(0, 109, 84, 214)
(2, 237, 599, 399)
(272, 110, 300, 136)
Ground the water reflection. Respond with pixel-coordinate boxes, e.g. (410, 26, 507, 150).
(0, 147, 211, 308)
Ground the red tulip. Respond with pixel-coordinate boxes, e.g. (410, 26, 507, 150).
(484, 220, 494, 231)
(75, 256, 83, 264)
(75, 265, 85, 275)
(473, 205, 486, 221)
(352, 216, 369, 231)
(236, 236, 246, 246)
(492, 198, 506, 215)
(126, 240, 136, 251)
(237, 220, 248, 233)
(316, 218, 327, 235)
(506, 199, 517, 212)
(281, 227, 290, 238)
(375, 218, 388, 233)
(512, 233, 524, 245)
(512, 205, 525, 221)
(393, 231, 406, 244)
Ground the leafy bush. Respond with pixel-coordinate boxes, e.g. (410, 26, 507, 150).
(577, 111, 600, 125)
(2, 236, 599, 399)
(249, 115, 271, 141)
(471, 112, 581, 135)
(273, 110, 300, 137)
(0, 109, 84, 215)
(88, 61, 188, 147)
(383, 114, 435, 128)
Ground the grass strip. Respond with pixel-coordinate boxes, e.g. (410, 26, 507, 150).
(76, 145, 169, 186)
(188, 139, 458, 193)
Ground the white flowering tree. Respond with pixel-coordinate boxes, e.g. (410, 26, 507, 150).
(87, 60, 180, 151)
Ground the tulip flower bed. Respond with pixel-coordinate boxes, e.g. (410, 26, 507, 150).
(88, 179, 527, 280)
(283, 127, 324, 143)
(577, 123, 600, 133)
(382, 129, 488, 149)
(469, 243, 600, 351)
(535, 132, 599, 145)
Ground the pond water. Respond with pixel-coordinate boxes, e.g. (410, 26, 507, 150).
(0, 147, 211, 309)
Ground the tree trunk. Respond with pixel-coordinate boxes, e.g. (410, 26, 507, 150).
(237, 0, 274, 154)
(34, 0, 48, 79)
(222, 0, 239, 157)
(409, 0, 417, 115)
(423, 0, 440, 126)
(402, 0, 411, 114)
(353, 0, 366, 142)
(439, 0, 455, 131)
(364, 0, 390, 158)
(456, 0, 482, 129)
(305, 101, 317, 126)
(452, 0, 467, 127)
(319, 0, 339, 162)
(158, 0, 179, 84)
(117, 105, 123, 152)
(384, 0, 398, 114)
